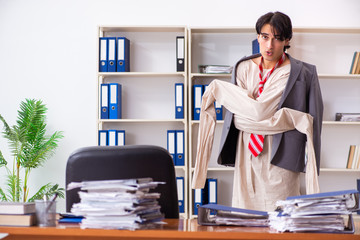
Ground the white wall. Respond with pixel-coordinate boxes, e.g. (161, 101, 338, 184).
(0, 0, 359, 212)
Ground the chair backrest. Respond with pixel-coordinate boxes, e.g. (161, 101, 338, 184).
(65, 145, 179, 218)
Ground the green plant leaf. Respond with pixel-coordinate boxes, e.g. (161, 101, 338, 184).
(21, 131, 63, 169)
(28, 183, 65, 202)
(0, 188, 8, 201)
(0, 115, 22, 160)
(0, 151, 7, 167)
(0, 99, 63, 202)
(6, 173, 21, 202)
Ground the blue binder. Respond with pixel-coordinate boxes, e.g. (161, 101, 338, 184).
(117, 130, 125, 146)
(286, 189, 360, 213)
(117, 37, 130, 72)
(358, 179, 360, 214)
(286, 189, 359, 201)
(194, 188, 204, 215)
(99, 37, 108, 72)
(176, 177, 185, 213)
(107, 129, 117, 146)
(175, 83, 184, 119)
(109, 83, 122, 119)
(206, 178, 217, 205)
(107, 37, 117, 72)
(167, 130, 176, 162)
(193, 85, 203, 120)
(175, 130, 184, 166)
(252, 39, 259, 54)
(204, 84, 223, 120)
(198, 204, 268, 226)
(98, 130, 108, 146)
(215, 101, 223, 120)
(100, 84, 109, 119)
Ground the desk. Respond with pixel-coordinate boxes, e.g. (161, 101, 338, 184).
(0, 219, 359, 240)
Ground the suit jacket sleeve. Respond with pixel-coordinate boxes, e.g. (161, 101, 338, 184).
(308, 66, 323, 175)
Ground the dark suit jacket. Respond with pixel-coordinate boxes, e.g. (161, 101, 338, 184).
(217, 53, 324, 174)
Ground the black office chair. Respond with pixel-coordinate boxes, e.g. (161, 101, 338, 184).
(65, 145, 179, 218)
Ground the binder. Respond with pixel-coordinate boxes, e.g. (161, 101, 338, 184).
(167, 130, 176, 162)
(109, 83, 122, 119)
(117, 130, 125, 146)
(99, 37, 108, 72)
(106, 37, 116, 72)
(194, 188, 205, 215)
(358, 179, 360, 214)
(198, 204, 268, 226)
(176, 36, 185, 72)
(175, 130, 184, 166)
(206, 178, 217, 205)
(117, 37, 130, 72)
(286, 189, 359, 211)
(176, 177, 185, 213)
(215, 101, 223, 120)
(108, 129, 117, 146)
(175, 83, 184, 119)
(100, 83, 109, 119)
(252, 39, 259, 54)
(204, 84, 223, 120)
(98, 130, 108, 146)
(193, 85, 203, 120)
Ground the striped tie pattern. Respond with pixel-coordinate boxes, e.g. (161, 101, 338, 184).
(248, 53, 286, 157)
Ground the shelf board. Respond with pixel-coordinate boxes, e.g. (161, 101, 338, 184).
(99, 119, 186, 123)
(191, 120, 224, 125)
(320, 168, 360, 172)
(190, 73, 232, 78)
(318, 74, 360, 79)
(188, 27, 360, 34)
(323, 121, 360, 125)
(292, 27, 360, 34)
(99, 25, 186, 33)
(191, 120, 359, 125)
(98, 72, 186, 77)
(190, 167, 360, 173)
(189, 27, 255, 34)
(190, 167, 234, 172)
(190, 73, 360, 79)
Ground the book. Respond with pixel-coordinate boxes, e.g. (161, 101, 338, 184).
(0, 213, 36, 226)
(0, 202, 35, 214)
(349, 51, 357, 74)
(347, 145, 356, 169)
(350, 51, 360, 74)
(355, 146, 360, 169)
(349, 145, 360, 169)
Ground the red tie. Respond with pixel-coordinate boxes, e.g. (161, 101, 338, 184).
(248, 53, 286, 157)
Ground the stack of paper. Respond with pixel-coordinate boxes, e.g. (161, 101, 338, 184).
(198, 204, 269, 227)
(198, 65, 233, 74)
(269, 190, 359, 233)
(67, 178, 165, 230)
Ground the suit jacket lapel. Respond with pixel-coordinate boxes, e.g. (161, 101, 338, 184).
(271, 54, 302, 160)
(278, 54, 303, 109)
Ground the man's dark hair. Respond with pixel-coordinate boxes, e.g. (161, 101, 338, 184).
(256, 11, 292, 50)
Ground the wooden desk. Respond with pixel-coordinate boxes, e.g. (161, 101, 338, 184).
(0, 219, 359, 240)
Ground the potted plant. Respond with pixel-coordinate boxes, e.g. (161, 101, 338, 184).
(0, 99, 64, 202)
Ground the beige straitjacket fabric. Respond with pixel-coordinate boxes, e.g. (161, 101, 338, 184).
(191, 63, 320, 202)
(231, 62, 300, 211)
